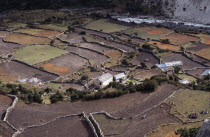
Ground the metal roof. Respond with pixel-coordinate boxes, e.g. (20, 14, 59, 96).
(201, 69, 210, 76)
(98, 73, 113, 83)
(114, 73, 126, 80)
(165, 61, 183, 67)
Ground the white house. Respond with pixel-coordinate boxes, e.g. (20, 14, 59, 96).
(114, 73, 127, 82)
(95, 73, 113, 89)
(201, 69, 210, 77)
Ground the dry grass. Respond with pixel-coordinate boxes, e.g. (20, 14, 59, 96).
(0, 31, 9, 38)
(165, 89, 210, 122)
(15, 29, 61, 38)
(37, 24, 68, 32)
(0, 68, 18, 82)
(160, 33, 199, 46)
(104, 50, 122, 67)
(196, 34, 210, 45)
(147, 122, 201, 137)
(4, 33, 51, 45)
(195, 47, 210, 60)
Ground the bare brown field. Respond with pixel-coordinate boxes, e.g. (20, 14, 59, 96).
(66, 46, 109, 66)
(148, 41, 181, 52)
(160, 52, 205, 70)
(15, 28, 61, 38)
(3, 33, 51, 45)
(0, 95, 13, 119)
(160, 33, 199, 46)
(0, 38, 19, 56)
(18, 115, 94, 137)
(39, 53, 89, 76)
(0, 121, 16, 137)
(0, 31, 9, 38)
(195, 47, 210, 60)
(0, 68, 18, 82)
(133, 51, 159, 68)
(131, 68, 162, 81)
(0, 61, 58, 82)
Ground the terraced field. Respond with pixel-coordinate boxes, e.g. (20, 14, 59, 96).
(4, 33, 51, 45)
(0, 38, 19, 56)
(148, 41, 181, 52)
(37, 24, 68, 32)
(85, 19, 130, 33)
(13, 45, 68, 65)
(0, 95, 13, 119)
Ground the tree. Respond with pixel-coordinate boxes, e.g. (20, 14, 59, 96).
(50, 92, 63, 103)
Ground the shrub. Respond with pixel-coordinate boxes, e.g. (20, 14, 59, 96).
(50, 92, 63, 103)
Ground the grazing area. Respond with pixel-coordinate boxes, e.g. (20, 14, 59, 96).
(15, 28, 61, 38)
(85, 19, 130, 33)
(66, 46, 109, 66)
(0, 38, 19, 56)
(186, 68, 208, 79)
(0, 95, 13, 119)
(160, 33, 199, 46)
(0, 61, 58, 82)
(160, 52, 204, 70)
(196, 34, 210, 45)
(60, 32, 84, 44)
(178, 74, 197, 82)
(124, 26, 173, 40)
(13, 45, 68, 65)
(18, 115, 94, 137)
(148, 41, 181, 52)
(0, 121, 16, 137)
(0, 31, 9, 38)
(166, 89, 210, 122)
(39, 53, 89, 76)
(93, 113, 131, 136)
(147, 122, 202, 137)
(195, 47, 210, 60)
(3, 33, 51, 45)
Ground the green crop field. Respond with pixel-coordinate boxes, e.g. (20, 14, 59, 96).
(14, 45, 68, 65)
(85, 19, 130, 33)
(37, 24, 68, 32)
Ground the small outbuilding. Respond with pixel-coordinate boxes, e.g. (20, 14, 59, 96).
(95, 73, 113, 89)
(114, 73, 127, 82)
(179, 79, 190, 85)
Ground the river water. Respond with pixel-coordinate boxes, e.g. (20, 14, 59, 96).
(115, 16, 210, 28)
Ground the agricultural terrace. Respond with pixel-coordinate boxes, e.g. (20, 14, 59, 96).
(196, 34, 210, 45)
(18, 116, 94, 137)
(0, 121, 16, 137)
(0, 61, 58, 82)
(133, 51, 159, 68)
(124, 26, 173, 40)
(185, 68, 208, 79)
(52, 39, 68, 49)
(114, 33, 145, 44)
(166, 89, 210, 122)
(160, 52, 205, 70)
(0, 95, 13, 119)
(178, 74, 197, 82)
(0, 39, 19, 56)
(59, 32, 84, 44)
(15, 28, 61, 38)
(160, 33, 199, 46)
(0, 31, 9, 38)
(37, 24, 68, 32)
(13, 45, 68, 65)
(0, 68, 18, 82)
(75, 27, 111, 38)
(147, 41, 181, 52)
(79, 43, 122, 67)
(85, 35, 135, 52)
(66, 46, 109, 66)
(3, 33, 51, 45)
(85, 19, 130, 33)
(195, 47, 210, 60)
(131, 68, 162, 81)
(93, 113, 131, 136)
(0, 19, 27, 28)
(147, 122, 202, 137)
(39, 53, 89, 76)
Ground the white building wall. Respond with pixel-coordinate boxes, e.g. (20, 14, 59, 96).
(101, 77, 113, 89)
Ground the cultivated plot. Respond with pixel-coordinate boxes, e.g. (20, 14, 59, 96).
(15, 28, 61, 38)
(0, 38, 19, 56)
(0, 121, 16, 137)
(59, 32, 84, 44)
(148, 41, 181, 52)
(160, 33, 199, 46)
(3, 33, 51, 45)
(85, 19, 130, 33)
(66, 46, 109, 66)
(124, 26, 173, 40)
(37, 24, 68, 32)
(131, 68, 162, 81)
(39, 53, 89, 76)
(0, 68, 18, 82)
(0, 61, 58, 82)
(13, 45, 68, 65)
(0, 95, 13, 120)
